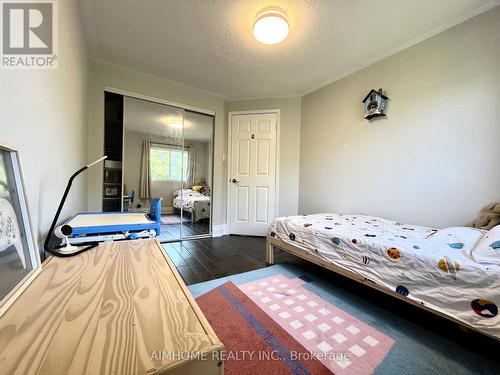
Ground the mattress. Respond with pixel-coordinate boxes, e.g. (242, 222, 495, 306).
(269, 214, 500, 339)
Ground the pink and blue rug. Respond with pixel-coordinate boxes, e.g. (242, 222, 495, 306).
(190, 264, 500, 375)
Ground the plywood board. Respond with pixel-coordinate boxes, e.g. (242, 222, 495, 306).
(0, 239, 223, 374)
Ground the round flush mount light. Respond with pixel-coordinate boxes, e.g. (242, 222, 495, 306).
(169, 122, 183, 129)
(253, 7, 289, 45)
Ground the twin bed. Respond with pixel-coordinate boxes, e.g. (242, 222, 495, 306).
(266, 213, 500, 340)
(173, 189, 210, 223)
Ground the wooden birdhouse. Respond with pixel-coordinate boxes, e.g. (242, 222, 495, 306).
(362, 88, 389, 120)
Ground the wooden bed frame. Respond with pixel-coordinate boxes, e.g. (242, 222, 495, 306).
(266, 235, 498, 341)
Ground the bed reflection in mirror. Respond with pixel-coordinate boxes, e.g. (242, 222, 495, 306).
(122, 96, 213, 242)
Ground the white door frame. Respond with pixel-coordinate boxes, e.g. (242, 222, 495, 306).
(226, 110, 280, 235)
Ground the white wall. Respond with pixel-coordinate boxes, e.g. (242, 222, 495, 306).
(299, 7, 500, 228)
(87, 60, 227, 225)
(226, 97, 302, 217)
(0, 0, 89, 246)
(123, 131, 210, 212)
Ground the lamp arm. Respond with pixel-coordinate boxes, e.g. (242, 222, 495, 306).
(43, 156, 107, 257)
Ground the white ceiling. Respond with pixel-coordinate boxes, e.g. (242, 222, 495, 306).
(124, 96, 213, 142)
(78, 0, 500, 99)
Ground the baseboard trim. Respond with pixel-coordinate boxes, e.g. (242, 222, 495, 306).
(212, 224, 229, 237)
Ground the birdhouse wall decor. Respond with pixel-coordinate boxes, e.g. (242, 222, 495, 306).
(362, 88, 389, 120)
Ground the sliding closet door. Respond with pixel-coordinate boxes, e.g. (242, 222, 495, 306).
(181, 111, 214, 239)
(122, 96, 185, 242)
(113, 92, 214, 242)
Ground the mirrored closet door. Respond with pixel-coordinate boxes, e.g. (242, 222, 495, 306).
(103, 91, 214, 242)
(181, 110, 214, 238)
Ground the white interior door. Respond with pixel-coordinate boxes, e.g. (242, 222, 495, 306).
(229, 113, 277, 235)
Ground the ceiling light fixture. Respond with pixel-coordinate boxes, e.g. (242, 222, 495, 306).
(253, 7, 289, 45)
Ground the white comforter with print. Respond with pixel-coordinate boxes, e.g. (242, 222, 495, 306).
(269, 214, 500, 339)
(173, 189, 211, 222)
(173, 190, 210, 210)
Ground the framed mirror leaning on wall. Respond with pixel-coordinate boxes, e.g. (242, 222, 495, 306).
(0, 144, 41, 315)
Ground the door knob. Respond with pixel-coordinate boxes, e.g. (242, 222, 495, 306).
(232, 178, 239, 183)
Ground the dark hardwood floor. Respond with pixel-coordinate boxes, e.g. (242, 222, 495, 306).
(158, 218, 210, 242)
(162, 235, 500, 359)
(162, 235, 308, 285)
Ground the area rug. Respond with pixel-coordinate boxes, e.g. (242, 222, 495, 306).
(190, 264, 500, 375)
(196, 281, 331, 374)
(160, 214, 190, 224)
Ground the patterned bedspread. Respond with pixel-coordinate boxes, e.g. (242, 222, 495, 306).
(173, 190, 210, 222)
(269, 214, 500, 339)
(173, 191, 210, 210)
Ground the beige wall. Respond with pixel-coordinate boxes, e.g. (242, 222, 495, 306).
(0, 0, 88, 245)
(226, 98, 302, 217)
(87, 61, 227, 225)
(299, 7, 500, 228)
(123, 131, 210, 212)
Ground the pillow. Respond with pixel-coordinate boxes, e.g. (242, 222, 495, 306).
(471, 224, 500, 265)
(200, 184, 210, 196)
(192, 185, 203, 193)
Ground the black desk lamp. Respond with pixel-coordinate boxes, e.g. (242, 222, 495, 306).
(43, 156, 107, 257)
